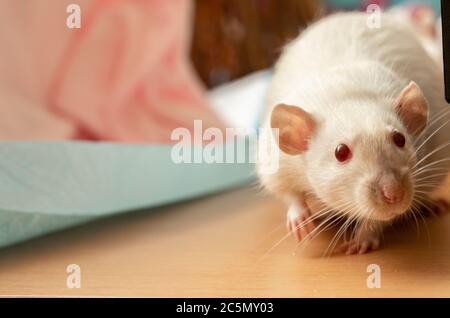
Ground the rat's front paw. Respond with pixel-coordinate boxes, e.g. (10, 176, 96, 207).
(286, 202, 316, 242)
(338, 222, 383, 255)
(338, 236, 381, 255)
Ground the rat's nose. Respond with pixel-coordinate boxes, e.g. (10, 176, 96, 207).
(380, 178, 404, 204)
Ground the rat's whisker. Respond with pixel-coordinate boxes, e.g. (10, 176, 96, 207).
(413, 107, 450, 144)
(412, 141, 450, 170)
(308, 209, 353, 256)
(410, 201, 432, 245)
(254, 222, 286, 248)
(295, 211, 343, 254)
(413, 108, 450, 148)
(257, 202, 350, 262)
(414, 183, 442, 189)
(410, 120, 450, 162)
(328, 200, 366, 257)
(413, 190, 434, 197)
(298, 199, 354, 239)
(295, 199, 356, 254)
(413, 158, 450, 176)
(414, 172, 450, 182)
(412, 166, 450, 178)
(323, 217, 353, 257)
(413, 192, 436, 202)
(323, 206, 360, 257)
(291, 203, 344, 232)
(412, 195, 439, 216)
(354, 210, 370, 252)
(409, 202, 423, 237)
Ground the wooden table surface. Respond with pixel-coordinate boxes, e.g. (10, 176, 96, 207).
(1, 186, 450, 297)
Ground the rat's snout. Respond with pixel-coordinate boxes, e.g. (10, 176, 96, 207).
(379, 175, 404, 204)
(376, 172, 412, 210)
(362, 170, 412, 221)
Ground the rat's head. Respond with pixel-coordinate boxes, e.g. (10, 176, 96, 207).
(271, 81, 429, 221)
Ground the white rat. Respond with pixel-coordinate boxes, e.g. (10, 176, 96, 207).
(257, 12, 450, 255)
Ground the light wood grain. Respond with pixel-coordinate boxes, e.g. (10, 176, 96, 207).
(1, 186, 450, 297)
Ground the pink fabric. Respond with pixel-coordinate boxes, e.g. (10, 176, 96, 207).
(0, 0, 223, 142)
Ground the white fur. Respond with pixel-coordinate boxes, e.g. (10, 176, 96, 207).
(258, 12, 450, 221)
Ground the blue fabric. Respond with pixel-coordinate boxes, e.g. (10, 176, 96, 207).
(0, 141, 255, 248)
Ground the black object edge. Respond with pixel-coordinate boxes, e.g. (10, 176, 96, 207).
(441, 0, 450, 103)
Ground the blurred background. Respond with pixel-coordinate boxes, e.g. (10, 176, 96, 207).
(191, 0, 319, 87)
(0, 0, 441, 143)
(190, 0, 441, 88)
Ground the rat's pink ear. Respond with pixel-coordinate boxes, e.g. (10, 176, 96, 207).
(394, 81, 429, 135)
(270, 103, 316, 155)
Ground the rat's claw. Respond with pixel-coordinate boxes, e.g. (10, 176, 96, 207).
(359, 241, 370, 254)
(346, 243, 358, 255)
(337, 220, 383, 255)
(339, 237, 380, 255)
(286, 202, 316, 242)
(287, 217, 300, 241)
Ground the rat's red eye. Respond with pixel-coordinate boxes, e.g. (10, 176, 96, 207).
(335, 144, 351, 162)
(392, 131, 406, 148)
